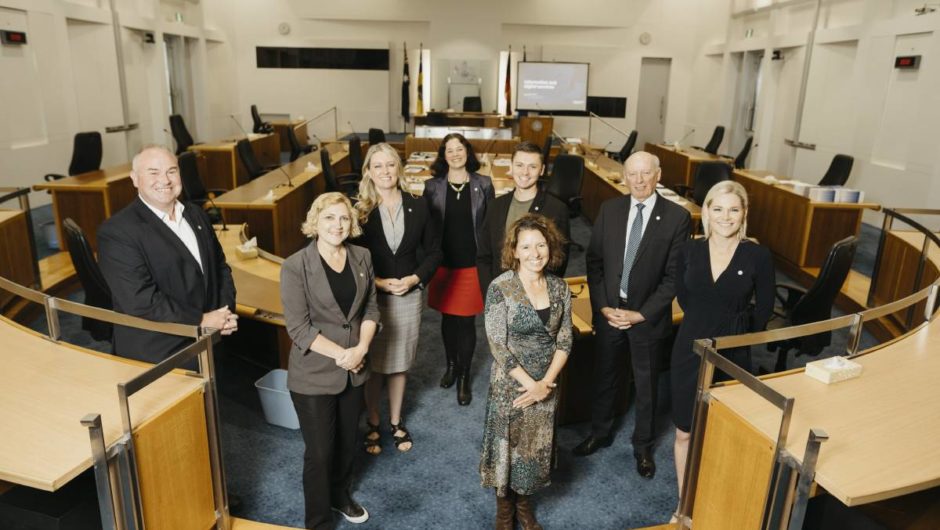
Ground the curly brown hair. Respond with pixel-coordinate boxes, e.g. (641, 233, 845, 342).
(500, 213, 567, 272)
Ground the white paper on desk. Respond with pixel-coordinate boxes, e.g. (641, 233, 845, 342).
(404, 166, 424, 173)
(264, 189, 276, 201)
(564, 138, 582, 144)
(492, 158, 511, 167)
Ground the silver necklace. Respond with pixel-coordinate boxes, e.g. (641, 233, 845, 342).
(448, 180, 468, 200)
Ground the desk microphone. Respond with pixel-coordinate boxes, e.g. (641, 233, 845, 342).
(309, 132, 323, 150)
(229, 114, 250, 139)
(347, 120, 357, 138)
(673, 128, 696, 147)
(274, 164, 295, 188)
(206, 194, 228, 231)
(591, 141, 613, 164)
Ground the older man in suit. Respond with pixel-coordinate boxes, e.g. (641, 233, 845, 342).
(578, 151, 690, 479)
(98, 145, 237, 364)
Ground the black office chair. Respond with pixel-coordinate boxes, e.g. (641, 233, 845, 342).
(62, 218, 113, 342)
(368, 128, 387, 145)
(250, 104, 274, 134)
(545, 154, 585, 251)
(541, 136, 553, 171)
(767, 236, 858, 372)
(463, 96, 483, 112)
(287, 125, 315, 162)
(320, 149, 360, 198)
(675, 161, 732, 206)
(348, 136, 364, 175)
(168, 115, 199, 155)
(44, 132, 103, 182)
(236, 139, 277, 181)
(607, 130, 638, 163)
(693, 126, 725, 155)
(178, 152, 225, 224)
(733, 136, 753, 169)
(818, 154, 854, 187)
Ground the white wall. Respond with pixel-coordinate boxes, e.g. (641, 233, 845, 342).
(0, 0, 236, 207)
(691, 0, 940, 224)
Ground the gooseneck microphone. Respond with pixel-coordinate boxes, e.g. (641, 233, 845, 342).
(674, 128, 696, 147)
(591, 140, 613, 164)
(206, 193, 228, 231)
(229, 114, 250, 139)
(275, 164, 295, 188)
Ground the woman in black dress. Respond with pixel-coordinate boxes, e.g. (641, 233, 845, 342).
(424, 133, 495, 406)
(671, 180, 774, 503)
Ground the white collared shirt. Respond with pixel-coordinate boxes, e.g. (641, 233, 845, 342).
(140, 198, 203, 272)
(620, 193, 658, 298)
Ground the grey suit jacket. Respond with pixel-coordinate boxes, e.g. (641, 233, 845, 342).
(280, 241, 380, 395)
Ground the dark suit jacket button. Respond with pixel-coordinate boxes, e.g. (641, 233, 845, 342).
(343, 324, 351, 329)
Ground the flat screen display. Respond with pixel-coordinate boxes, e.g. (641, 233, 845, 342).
(516, 62, 589, 112)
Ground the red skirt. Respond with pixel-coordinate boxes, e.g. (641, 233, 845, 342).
(427, 266, 484, 316)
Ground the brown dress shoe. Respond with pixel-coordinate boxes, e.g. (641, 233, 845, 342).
(516, 494, 543, 530)
(496, 491, 515, 530)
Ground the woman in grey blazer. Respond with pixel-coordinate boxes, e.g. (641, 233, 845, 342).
(281, 192, 380, 529)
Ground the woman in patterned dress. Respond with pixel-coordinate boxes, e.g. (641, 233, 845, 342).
(480, 214, 573, 530)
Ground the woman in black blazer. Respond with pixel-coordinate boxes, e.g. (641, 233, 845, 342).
(354, 143, 441, 454)
(423, 133, 495, 406)
(281, 192, 380, 529)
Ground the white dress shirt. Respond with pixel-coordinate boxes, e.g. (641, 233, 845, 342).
(619, 192, 658, 298)
(140, 198, 203, 273)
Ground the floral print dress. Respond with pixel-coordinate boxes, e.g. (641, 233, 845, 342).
(480, 270, 573, 496)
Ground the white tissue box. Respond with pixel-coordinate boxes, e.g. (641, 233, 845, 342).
(235, 246, 258, 260)
(805, 356, 862, 384)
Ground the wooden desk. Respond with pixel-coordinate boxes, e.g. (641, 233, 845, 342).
(645, 143, 729, 190)
(32, 164, 136, 252)
(0, 210, 38, 310)
(733, 169, 880, 269)
(214, 143, 349, 258)
(0, 317, 203, 491)
(188, 133, 280, 191)
(711, 318, 940, 507)
(415, 112, 515, 128)
(404, 135, 518, 157)
(270, 119, 308, 153)
(868, 230, 940, 333)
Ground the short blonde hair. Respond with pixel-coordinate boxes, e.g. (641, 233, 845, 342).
(300, 192, 362, 239)
(701, 180, 749, 240)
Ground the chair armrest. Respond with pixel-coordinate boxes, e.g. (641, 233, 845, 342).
(775, 283, 807, 312)
(205, 189, 228, 200)
(44, 173, 66, 182)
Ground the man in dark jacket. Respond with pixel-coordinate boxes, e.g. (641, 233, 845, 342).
(98, 145, 237, 364)
(476, 141, 570, 294)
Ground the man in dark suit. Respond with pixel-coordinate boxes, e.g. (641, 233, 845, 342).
(578, 151, 691, 479)
(476, 141, 570, 294)
(98, 145, 237, 364)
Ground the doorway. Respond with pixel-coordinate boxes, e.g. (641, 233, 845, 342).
(730, 50, 762, 161)
(163, 34, 194, 130)
(636, 57, 671, 150)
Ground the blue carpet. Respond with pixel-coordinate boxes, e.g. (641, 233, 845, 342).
(25, 209, 883, 529)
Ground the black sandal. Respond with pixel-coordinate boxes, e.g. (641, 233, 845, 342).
(364, 421, 382, 455)
(390, 420, 413, 452)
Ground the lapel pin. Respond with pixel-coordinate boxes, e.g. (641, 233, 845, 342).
(408, 208, 412, 212)
(359, 272, 364, 277)
(737, 270, 743, 275)
(655, 216, 661, 221)
(197, 225, 203, 230)
(535, 206, 541, 211)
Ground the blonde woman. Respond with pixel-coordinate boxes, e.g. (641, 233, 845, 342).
(670, 180, 774, 509)
(281, 192, 379, 528)
(354, 143, 441, 454)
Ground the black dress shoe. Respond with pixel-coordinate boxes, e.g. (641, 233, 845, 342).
(331, 497, 369, 524)
(572, 434, 612, 456)
(635, 451, 656, 479)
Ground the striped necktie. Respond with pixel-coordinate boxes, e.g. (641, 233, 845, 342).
(620, 203, 646, 298)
